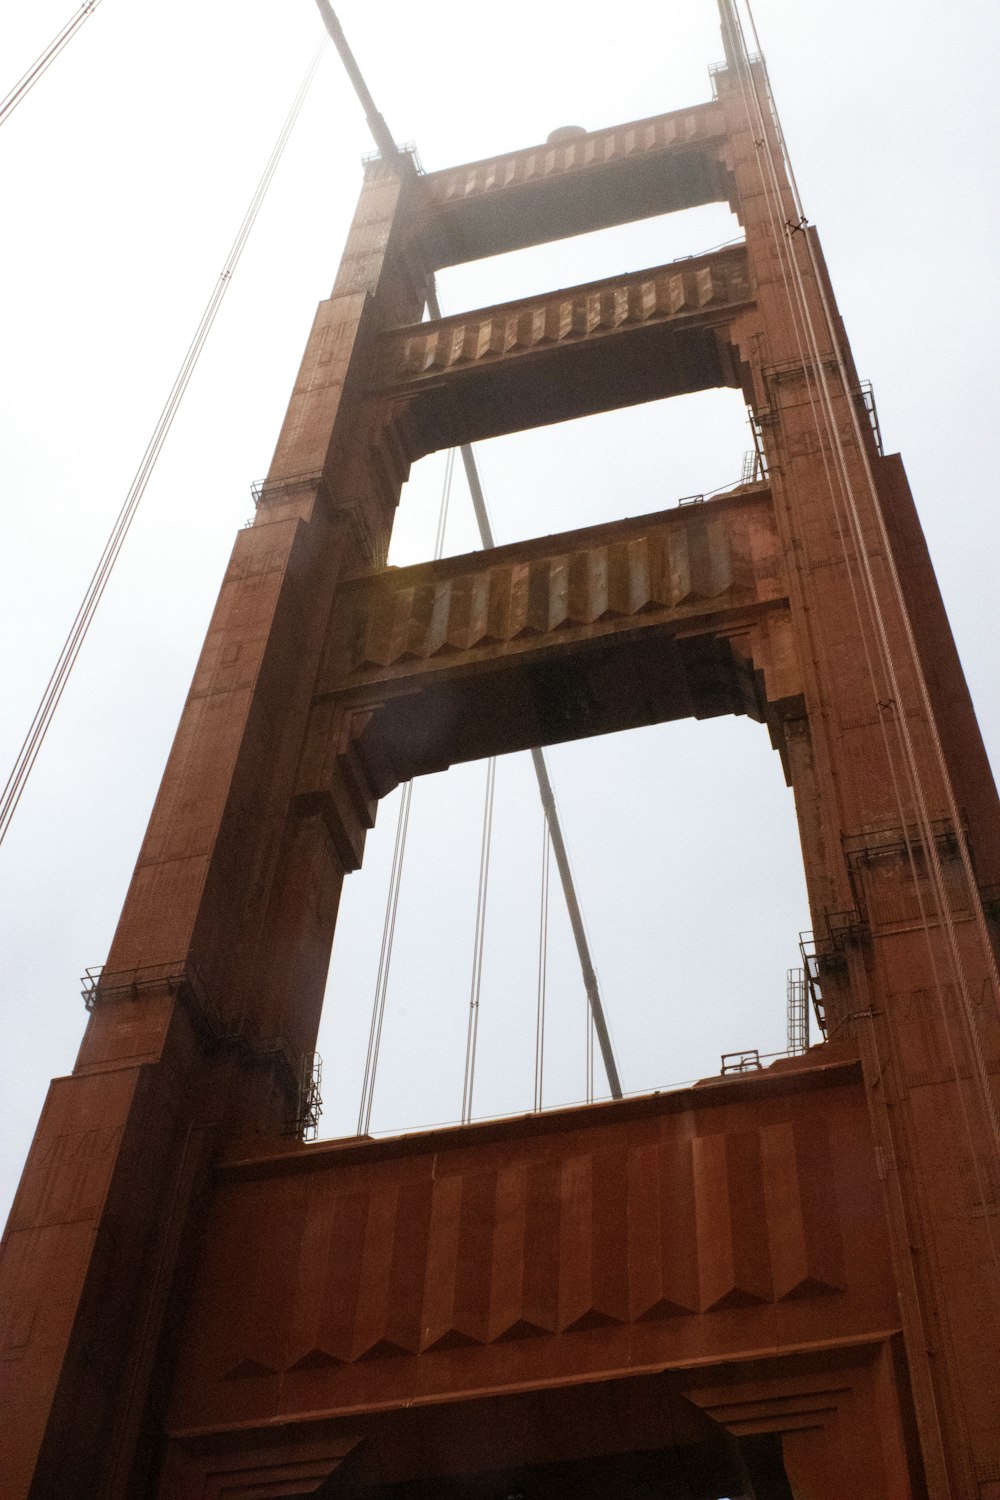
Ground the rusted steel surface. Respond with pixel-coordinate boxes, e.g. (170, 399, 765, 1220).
(422, 100, 728, 209)
(323, 489, 780, 694)
(360, 247, 753, 461)
(413, 100, 733, 271)
(165, 1058, 892, 1429)
(3, 42, 999, 1500)
(372, 247, 751, 395)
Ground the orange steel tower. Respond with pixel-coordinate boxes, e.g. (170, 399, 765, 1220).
(2, 10, 999, 1498)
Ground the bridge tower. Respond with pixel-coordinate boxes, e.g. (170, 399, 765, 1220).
(2, 14, 999, 1499)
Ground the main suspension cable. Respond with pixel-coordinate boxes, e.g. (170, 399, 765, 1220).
(0, 0, 104, 129)
(0, 40, 326, 853)
(316, 1, 624, 1102)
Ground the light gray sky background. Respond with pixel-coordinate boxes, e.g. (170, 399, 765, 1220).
(1, 1, 998, 1223)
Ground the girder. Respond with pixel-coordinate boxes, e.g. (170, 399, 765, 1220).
(370, 246, 753, 456)
(167, 1060, 878, 1419)
(294, 491, 802, 839)
(414, 99, 733, 269)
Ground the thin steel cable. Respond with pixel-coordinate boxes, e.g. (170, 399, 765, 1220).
(721, 17, 943, 976)
(723, 4, 963, 1051)
(738, 2, 999, 1040)
(433, 309, 623, 1101)
(721, 4, 1000, 1458)
(0, 0, 104, 129)
(356, 449, 456, 1133)
(719, 36, 969, 1470)
(533, 816, 550, 1113)
(730, 2, 1000, 1174)
(433, 448, 455, 558)
(755, 34, 1000, 1138)
(0, 40, 326, 852)
(729, 0, 1000, 1207)
(357, 779, 412, 1135)
(741, 38, 1000, 1341)
(363, 1048, 818, 1138)
(461, 755, 497, 1125)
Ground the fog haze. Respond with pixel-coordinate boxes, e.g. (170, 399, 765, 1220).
(1, 0, 997, 1218)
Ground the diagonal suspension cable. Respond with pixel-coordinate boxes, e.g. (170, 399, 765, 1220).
(317, 0, 624, 1100)
(0, 39, 326, 852)
(0, 0, 105, 129)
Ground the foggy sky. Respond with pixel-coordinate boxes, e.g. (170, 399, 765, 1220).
(1, 0, 998, 1222)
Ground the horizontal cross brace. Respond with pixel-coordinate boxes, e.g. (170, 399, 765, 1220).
(413, 100, 732, 268)
(375, 246, 751, 393)
(325, 486, 779, 696)
(296, 491, 800, 825)
(368, 247, 754, 457)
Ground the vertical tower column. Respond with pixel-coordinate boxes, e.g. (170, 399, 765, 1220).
(0, 156, 425, 1500)
(717, 52, 1000, 1498)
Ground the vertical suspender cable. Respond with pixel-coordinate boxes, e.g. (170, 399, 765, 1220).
(461, 755, 497, 1125)
(533, 816, 550, 1113)
(0, 39, 327, 852)
(356, 779, 412, 1135)
(448, 387, 623, 1101)
(0, 0, 104, 129)
(433, 311, 622, 1105)
(356, 449, 456, 1134)
(452, 412, 623, 1102)
(433, 448, 455, 559)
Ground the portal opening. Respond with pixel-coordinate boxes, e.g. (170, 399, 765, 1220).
(316, 710, 809, 1143)
(389, 386, 753, 566)
(433, 201, 742, 317)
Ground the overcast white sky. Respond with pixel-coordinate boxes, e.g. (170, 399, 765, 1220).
(1, 0, 998, 1223)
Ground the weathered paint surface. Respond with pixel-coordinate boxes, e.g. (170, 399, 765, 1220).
(2, 60, 999, 1500)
